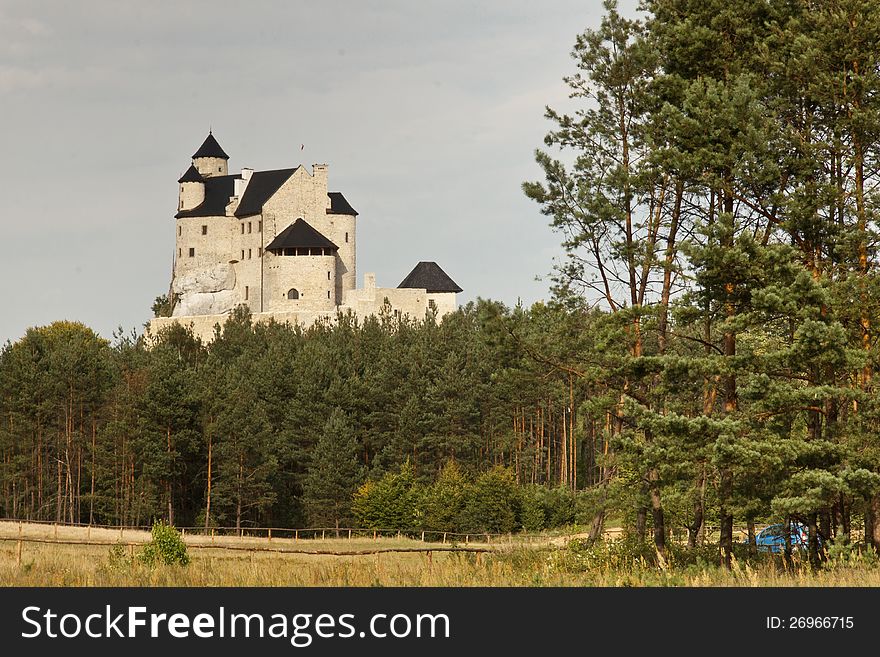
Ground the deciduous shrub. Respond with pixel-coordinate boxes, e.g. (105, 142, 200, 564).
(139, 521, 190, 566)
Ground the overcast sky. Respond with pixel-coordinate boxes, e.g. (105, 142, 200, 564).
(0, 0, 640, 344)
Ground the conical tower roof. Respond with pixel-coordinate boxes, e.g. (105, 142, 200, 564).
(398, 262, 462, 293)
(192, 132, 229, 159)
(177, 165, 203, 183)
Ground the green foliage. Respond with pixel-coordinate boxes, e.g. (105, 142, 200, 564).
(139, 521, 190, 567)
(302, 408, 365, 527)
(352, 463, 422, 531)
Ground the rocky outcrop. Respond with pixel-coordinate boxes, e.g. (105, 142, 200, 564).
(171, 263, 238, 317)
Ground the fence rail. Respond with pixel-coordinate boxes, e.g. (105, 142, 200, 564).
(0, 517, 565, 545)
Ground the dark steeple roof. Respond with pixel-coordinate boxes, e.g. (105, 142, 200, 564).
(327, 192, 358, 216)
(398, 262, 462, 293)
(177, 165, 203, 183)
(235, 168, 298, 217)
(175, 174, 240, 218)
(192, 132, 229, 160)
(266, 218, 339, 252)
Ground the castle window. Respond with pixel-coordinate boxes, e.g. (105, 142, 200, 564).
(178, 226, 182, 236)
(248, 248, 252, 259)
(189, 248, 195, 257)
(258, 248, 262, 257)
(345, 232, 348, 243)
(287, 288, 300, 300)
(327, 290, 331, 299)
(429, 299, 437, 313)
(178, 248, 182, 258)
(201, 225, 207, 235)
(218, 166, 222, 172)
(327, 271, 331, 280)
(241, 224, 245, 235)
(248, 222, 252, 234)
(241, 250, 245, 260)
(245, 286, 249, 301)
(258, 220, 263, 232)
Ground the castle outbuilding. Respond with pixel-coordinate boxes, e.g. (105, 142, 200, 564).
(149, 132, 461, 341)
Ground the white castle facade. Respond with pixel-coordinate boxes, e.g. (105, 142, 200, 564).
(149, 133, 461, 342)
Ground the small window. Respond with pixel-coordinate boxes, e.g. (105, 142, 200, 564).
(178, 226, 182, 236)
(245, 286, 249, 301)
(258, 220, 263, 232)
(287, 288, 300, 300)
(429, 299, 437, 312)
(345, 232, 348, 243)
(248, 248, 252, 259)
(181, 186, 184, 195)
(241, 250, 245, 260)
(258, 248, 262, 257)
(327, 271, 331, 280)
(241, 224, 245, 234)
(189, 248, 195, 257)
(201, 225, 207, 235)
(248, 222, 252, 234)
(218, 166, 222, 172)
(327, 290, 331, 299)
(178, 248, 182, 258)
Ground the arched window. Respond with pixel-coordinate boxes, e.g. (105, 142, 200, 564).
(287, 288, 300, 300)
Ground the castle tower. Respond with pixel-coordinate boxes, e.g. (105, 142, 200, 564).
(177, 165, 204, 212)
(192, 131, 229, 178)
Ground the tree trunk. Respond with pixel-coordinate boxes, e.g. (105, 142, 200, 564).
(871, 494, 880, 552)
(808, 513, 821, 570)
(205, 433, 212, 531)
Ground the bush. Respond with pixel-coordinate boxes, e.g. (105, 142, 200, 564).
(139, 521, 190, 566)
(352, 463, 421, 531)
(521, 485, 576, 531)
(422, 461, 470, 532)
(459, 467, 520, 534)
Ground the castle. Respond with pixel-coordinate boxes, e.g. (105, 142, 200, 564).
(148, 133, 462, 342)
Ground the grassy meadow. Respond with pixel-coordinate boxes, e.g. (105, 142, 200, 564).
(1, 521, 879, 586)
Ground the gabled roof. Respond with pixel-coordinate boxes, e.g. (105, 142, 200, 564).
(398, 262, 462, 293)
(266, 218, 339, 252)
(327, 192, 358, 216)
(177, 165, 203, 183)
(234, 168, 298, 217)
(175, 174, 240, 218)
(192, 132, 229, 160)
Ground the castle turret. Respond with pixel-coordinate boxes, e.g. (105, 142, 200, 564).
(177, 165, 204, 212)
(192, 131, 229, 178)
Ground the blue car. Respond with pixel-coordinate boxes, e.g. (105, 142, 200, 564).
(753, 523, 819, 553)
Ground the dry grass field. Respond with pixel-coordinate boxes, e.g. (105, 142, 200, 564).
(1, 520, 878, 586)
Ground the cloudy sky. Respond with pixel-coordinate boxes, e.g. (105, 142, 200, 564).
(0, 0, 640, 344)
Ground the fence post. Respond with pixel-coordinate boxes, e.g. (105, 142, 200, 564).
(442, 532, 446, 544)
(240, 528, 244, 542)
(268, 528, 272, 543)
(397, 530, 401, 540)
(373, 530, 377, 541)
(295, 529, 299, 542)
(466, 534, 469, 544)
(211, 528, 215, 544)
(321, 529, 326, 541)
(421, 531, 425, 542)
(53, 523, 57, 539)
(348, 529, 352, 541)
(486, 533, 490, 544)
